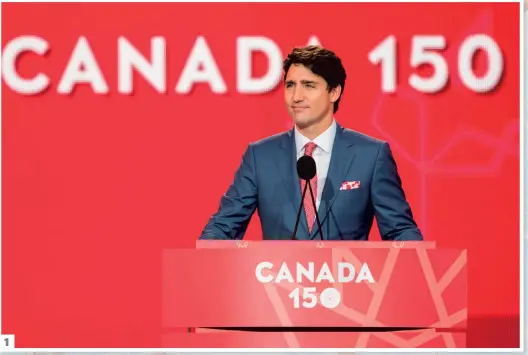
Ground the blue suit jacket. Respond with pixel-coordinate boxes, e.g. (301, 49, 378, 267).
(200, 123, 423, 241)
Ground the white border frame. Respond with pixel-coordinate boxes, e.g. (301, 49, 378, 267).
(0, 0, 523, 352)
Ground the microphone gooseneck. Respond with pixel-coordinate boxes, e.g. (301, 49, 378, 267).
(292, 155, 324, 240)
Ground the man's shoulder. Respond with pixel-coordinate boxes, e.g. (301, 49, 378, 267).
(340, 127, 387, 149)
(249, 129, 291, 149)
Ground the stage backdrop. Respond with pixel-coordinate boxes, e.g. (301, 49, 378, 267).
(2, 2, 520, 348)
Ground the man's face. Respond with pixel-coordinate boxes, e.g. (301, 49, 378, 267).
(284, 64, 340, 129)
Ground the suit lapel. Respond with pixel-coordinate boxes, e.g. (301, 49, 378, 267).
(311, 124, 356, 240)
(277, 130, 309, 238)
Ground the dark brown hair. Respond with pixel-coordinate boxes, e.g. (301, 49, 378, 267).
(283, 45, 347, 113)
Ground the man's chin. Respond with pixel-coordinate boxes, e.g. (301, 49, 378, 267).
(293, 118, 314, 130)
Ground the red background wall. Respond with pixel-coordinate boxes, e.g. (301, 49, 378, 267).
(2, 2, 520, 348)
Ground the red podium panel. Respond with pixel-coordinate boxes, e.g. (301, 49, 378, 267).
(162, 329, 467, 348)
(162, 241, 466, 348)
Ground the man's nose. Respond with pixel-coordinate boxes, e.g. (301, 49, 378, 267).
(292, 88, 304, 102)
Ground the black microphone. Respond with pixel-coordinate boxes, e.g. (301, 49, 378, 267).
(292, 156, 324, 240)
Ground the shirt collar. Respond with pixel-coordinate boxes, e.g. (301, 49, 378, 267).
(294, 119, 337, 154)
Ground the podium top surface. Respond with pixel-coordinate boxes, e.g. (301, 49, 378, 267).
(196, 240, 436, 249)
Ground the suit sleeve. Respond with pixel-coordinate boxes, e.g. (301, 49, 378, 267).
(371, 142, 423, 241)
(199, 143, 258, 240)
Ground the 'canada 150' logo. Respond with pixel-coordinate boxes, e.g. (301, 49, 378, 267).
(255, 261, 375, 309)
(2, 34, 503, 96)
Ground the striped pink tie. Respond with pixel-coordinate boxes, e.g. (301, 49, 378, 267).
(300, 142, 317, 232)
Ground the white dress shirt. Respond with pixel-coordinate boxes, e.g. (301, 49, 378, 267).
(294, 119, 337, 212)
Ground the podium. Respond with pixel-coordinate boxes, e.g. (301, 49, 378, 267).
(162, 241, 467, 348)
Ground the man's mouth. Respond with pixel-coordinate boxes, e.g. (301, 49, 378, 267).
(292, 106, 308, 112)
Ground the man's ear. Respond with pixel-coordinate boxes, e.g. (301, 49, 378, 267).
(330, 85, 342, 103)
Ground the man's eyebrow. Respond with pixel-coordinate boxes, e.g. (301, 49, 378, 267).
(284, 80, 318, 84)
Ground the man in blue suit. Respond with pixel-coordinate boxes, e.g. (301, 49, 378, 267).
(200, 46, 423, 241)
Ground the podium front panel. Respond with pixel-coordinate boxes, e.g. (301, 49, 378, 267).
(162, 244, 466, 330)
